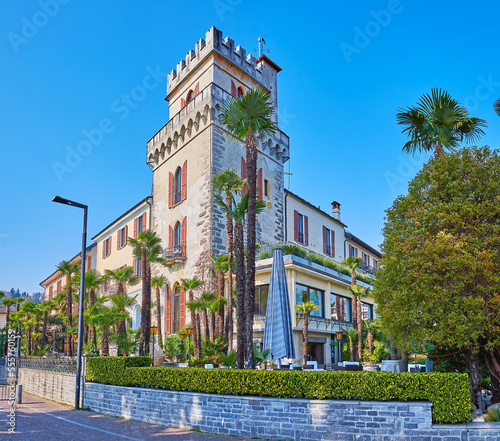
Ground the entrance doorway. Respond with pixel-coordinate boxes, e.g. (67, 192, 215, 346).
(307, 342, 325, 364)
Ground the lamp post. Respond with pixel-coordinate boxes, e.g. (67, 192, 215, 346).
(186, 326, 193, 366)
(150, 325, 158, 366)
(336, 331, 344, 364)
(48, 336, 53, 355)
(52, 195, 87, 411)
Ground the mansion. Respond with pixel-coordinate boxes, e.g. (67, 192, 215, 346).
(40, 26, 381, 365)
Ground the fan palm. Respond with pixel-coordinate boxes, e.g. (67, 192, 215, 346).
(56, 260, 80, 356)
(87, 302, 126, 356)
(39, 300, 56, 348)
(83, 269, 103, 350)
(199, 291, 217, 341)
(363, 319, 379, 356)
(128, 230, 164, 355)
(494, 99, 500, 117)
(213, 169, 245, 351)
(350, 284, 370, 361)
(151, 275, 168, 349)
(105, 266, 139, 295)
(296, 300, 320, 365)
(19, 300, 36, 355)
(344, 327, 358, 362)
(176, 277, 205, 356)
(1, 297, 18, 328)
(209, 254, 229, 340)
(342, 256, 363, 327)
(397, 88, 486, 159)
(109, 292, 137, 355)
(220, 89, 276, 368)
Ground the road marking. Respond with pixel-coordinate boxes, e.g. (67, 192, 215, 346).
(24, 405, 144, 441)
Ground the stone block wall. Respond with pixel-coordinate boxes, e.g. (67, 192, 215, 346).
(19, 368, 76, 406)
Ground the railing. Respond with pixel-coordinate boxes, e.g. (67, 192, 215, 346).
(19, 356, 77, 374)
(164, 245, 186, 260)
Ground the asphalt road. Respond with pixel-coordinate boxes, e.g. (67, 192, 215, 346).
(0, 393, 257, 441)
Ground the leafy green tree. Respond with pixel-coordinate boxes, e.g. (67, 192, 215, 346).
(151, 275, 168, 349)
(350, 284, 370, 360)
(396, 88, 486, 159)
(295, 300, 320, 365)
(213, 170, 244, 351)
(220, 89, 276, 369)
(374, 146, 500, 408)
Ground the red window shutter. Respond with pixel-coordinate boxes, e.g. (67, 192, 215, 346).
(166, 284, 171, 334)
(241, 157, 247, 197)
(133, 260, 136, 276)
(168, 172, 173, 208)
(87, 256, 91, 272)
(181, 98, 185, 108)
(194, 82, 199, 96)
(102, 242, 105, 259)
(142, 212, 146, 232)
(257, 168, 263, 200)
(355, 248, 358, 257)
(134, 218, 138, 238)
(181, 217, 187, 256)
(323, 226, 327, 254)
(125, 225, 128, 245)
(231, 80, 237, 97)
(304, 216, 309, 246)
(294, 210, 299, 241)
(109, 236, 112, 253)
(332, 231, 335, 257)
(180, 288, 186, 329)
(367, 255, 370, 266)
(117, 231, 120, 249)
(169, 225, 173, 248)
(182, 160, 187, 201)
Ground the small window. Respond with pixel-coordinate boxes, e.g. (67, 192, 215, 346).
(330, 293, 352, 322)
(264, 179, 270, 198)
(297, 214, 304, 244)
(174, 167, 182, 205)
(118, 227, 127, 248)
(137, 216, 144, 233)
(325, 228, 332, 255)
(173, 221, 182, 247)
(364, 253, 370, 266)
(254, 285, 269, 315)
(173, 287, 181, 332)
(103, 237, 111, 257)
(236, 87, 245, 98)
(186, 90, 194, 103)
(295, 284, 324, 318)
(361, 302, 374, 320)
(135, 259, 141, 277)
(350, 245, 357, 257)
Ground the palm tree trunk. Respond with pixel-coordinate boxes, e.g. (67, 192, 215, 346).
(349, 338, 354, 362)
(26, 324, 32, 356)
(33, 316, 40, 355)
(139, 248, 149, 355)
(352, 295, 357, 328)
(434, 143, 444, 159)
(188, 289, 198, 355)
(203, 309, 209, 341)
(195, 311, 202, 356)
(235, 219, 246, 369)
(225, 195, 234, 351)
(357, 298, 363, 360)
(210, 311, 216, 342)
(302, 313, 309, 365)
(42, 312, 48, 348)
(156, 287, 163, 349)
(6, 307, 10, 326)
(244, 133, 258, 369)
(102, 326, 109, 356)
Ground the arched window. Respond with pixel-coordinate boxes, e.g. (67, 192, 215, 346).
(173, 286, 181, 332)
(174, 166, 182, 204)
(236, 87, 245, 98)
(186, 90, 194, 103)
(173, 221, 182, 247)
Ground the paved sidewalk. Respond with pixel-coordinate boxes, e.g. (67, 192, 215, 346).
(0, 393, 257, 440)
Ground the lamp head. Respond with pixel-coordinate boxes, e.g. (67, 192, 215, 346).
(335, 331, 344, 340)
(186, 326, 193, 337)
(150, 325, 158, 336)
(52, 196, 87, 209)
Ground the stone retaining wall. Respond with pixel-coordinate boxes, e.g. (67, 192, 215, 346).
(19, 368, 76, 406)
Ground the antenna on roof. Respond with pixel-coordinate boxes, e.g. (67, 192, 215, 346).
(254, 25, 271, 57)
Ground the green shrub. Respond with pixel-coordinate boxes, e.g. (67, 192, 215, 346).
(103, 365, 469, 424)
(85, 356, 150, 385)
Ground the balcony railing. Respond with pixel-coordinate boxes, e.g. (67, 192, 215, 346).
(164, 245, 186, 264)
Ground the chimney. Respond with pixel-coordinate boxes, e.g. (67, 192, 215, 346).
(331, 201, 341, 221)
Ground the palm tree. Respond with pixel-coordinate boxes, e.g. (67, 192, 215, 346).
(19, 301, 36, 355)
(105, 266, 139, 295)
(295, 300, 320, 365)
(39, 300, 56, 349)
(56, 260, 80, 356)
(199, 291, 217, 341)
(494, 98, 500, 117)
(87, 301, 126, 356)
(1, 297, 18, 327)
(109, 292, 137, 355)
(176, 277, 205, 356)
(210, 254, 229, 341)
(83, 269, 103, 350)
(220, 89, 277, 368)
(342, 256, 363, 327)
(151, 275, 168, 349)
(344, 327, 358, 362)
(128, 230, 164, 356)
(396, 88, 486, 159)
(213, 170, 244, 351)
(350, 284, 370, 361)
(363, 319, 379, 356)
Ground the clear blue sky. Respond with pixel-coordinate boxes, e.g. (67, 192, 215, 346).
(2, 0, 499, 294)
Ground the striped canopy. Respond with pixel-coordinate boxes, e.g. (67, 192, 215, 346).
(263, 248, 295, 361)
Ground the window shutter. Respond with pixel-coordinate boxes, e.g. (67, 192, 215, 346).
(133, 259, 136, 276)
(180, 288, 186, 329)
(241, 157, 247, 197)
(181, 98, 185, 108)
(355, 248, 358, 257)
(367, 255, 370, 267)
(182, 160, 187, 201)
(294, 210, 299, 241)
(257, 168, 263, 200)
(194, 82, 199, 96)
(87, 256, 91, 272)
(168, 172, 173, 208)
(231, 80, 237, 97)
(134, 218, 138, 238)
(102, 242, 105, 259)
(142, 212, 146, 232)
(117, 231, 120, 249)
(323, 226, 327, 254)
(109, 237, 112, 254)
(169, 225, 173, 248)
(332, 231, 335, 257)
(181, 217, 187, 256)
(304, 216, 309, 246)
(166, 284, 171, 334)
(125, 225, 128, 245)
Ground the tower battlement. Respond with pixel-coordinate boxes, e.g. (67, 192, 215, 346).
(166, 26, 277, 97)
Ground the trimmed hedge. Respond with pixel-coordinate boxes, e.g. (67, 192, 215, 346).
(85, 356, 150, 386)
(85, 359, 470, 424)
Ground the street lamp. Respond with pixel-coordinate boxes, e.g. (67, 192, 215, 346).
(48, 336, 53, 355)
(150, 325, 158, 366)
(52, 195, 87, 411)
(335, 331, 344, 364)
(186, 326, 193, 367)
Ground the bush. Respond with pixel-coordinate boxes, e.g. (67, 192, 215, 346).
(95, 363, 469, 424)
(85, 356, 150, 385)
